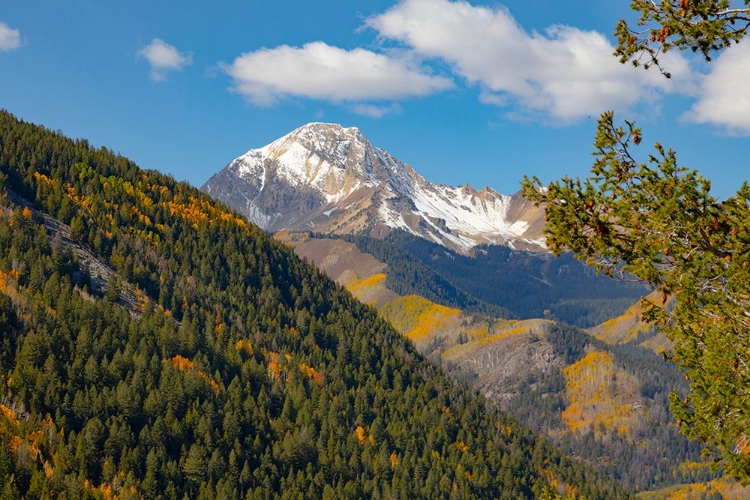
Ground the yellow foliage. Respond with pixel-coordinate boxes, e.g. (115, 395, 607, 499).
(475, 326, 527, 345)
(380, 295, 460, 342)
(455, 441, 469, 452)
(299, 363, 315, 378)
(235, 338, 254, 355)
(589, 291, 660, 345)
(44, 460, 53, 478)
(561, 351, 638, 437)
(390, 452, 399, 469)
(347, 273, 387, 293)
(649, 477, 750, 500)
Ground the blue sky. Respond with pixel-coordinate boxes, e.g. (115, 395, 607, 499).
(1, 0, 748, 199)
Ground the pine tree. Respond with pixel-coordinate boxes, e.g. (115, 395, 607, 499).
(522, 1, 750, 481)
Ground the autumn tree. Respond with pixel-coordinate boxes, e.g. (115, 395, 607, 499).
(522, 0, 750, 483)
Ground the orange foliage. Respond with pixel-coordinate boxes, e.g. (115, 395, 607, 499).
(171, 355, 196, 370)
(209, 379, 220, 393)
(0, 407, 62, 479)
(0, 404, 19, 427)
(169, 355, 220, 393)
(267, 360, 282, 381)
(161, 195, 248, 231)
(299, 362, 324, 385)
(735, 434, 750, 455)
(33, 171, 52, 186)
(82, 472, 135, 500)
(355, 425, 367, 444)
(390, 452, 399, 469)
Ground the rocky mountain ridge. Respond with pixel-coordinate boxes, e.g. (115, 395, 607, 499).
(202, 122, 545, 253)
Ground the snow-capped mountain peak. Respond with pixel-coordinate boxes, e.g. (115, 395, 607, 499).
(201, 122, 545, 253)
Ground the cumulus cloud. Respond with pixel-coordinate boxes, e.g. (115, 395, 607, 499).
(366, 0, 692, 122)
(684, 40, 750, 135)
(138, 38, 192, 81)
(0, 21, 22, 52)
(222, 41, 453, 105)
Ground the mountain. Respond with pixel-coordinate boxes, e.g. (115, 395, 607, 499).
(202, 123, 545, 253)
(0, 111, 631, 498)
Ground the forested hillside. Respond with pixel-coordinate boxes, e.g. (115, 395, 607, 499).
(288, 234, 714, 491)
(341, 231, 647, 327)
(0, 111, 631, 498)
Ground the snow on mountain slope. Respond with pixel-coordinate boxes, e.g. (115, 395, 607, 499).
(201, 123, 546, 253)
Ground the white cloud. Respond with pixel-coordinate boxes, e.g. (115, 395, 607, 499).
(366, 0, 692, 122)
(0, 21, 22, 52)
(222, 41, 453, 105)
(350, 102, 403, 118)
(684, 40, 750, 135)
(138, 38, 192, 82)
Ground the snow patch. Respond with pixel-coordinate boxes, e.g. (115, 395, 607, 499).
(209, 122, 544, 253)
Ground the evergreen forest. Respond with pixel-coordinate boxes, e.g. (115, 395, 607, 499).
(0, 110, 631, 498)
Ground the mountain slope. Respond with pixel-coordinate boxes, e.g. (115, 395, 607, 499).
(286, 233, 711, 491)
(343, 230, 647, 327)
(202, 122, 545, 253)
(0, 111, 629, 498)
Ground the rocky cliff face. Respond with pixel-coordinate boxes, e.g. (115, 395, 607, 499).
(202, 122, 546, 253)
